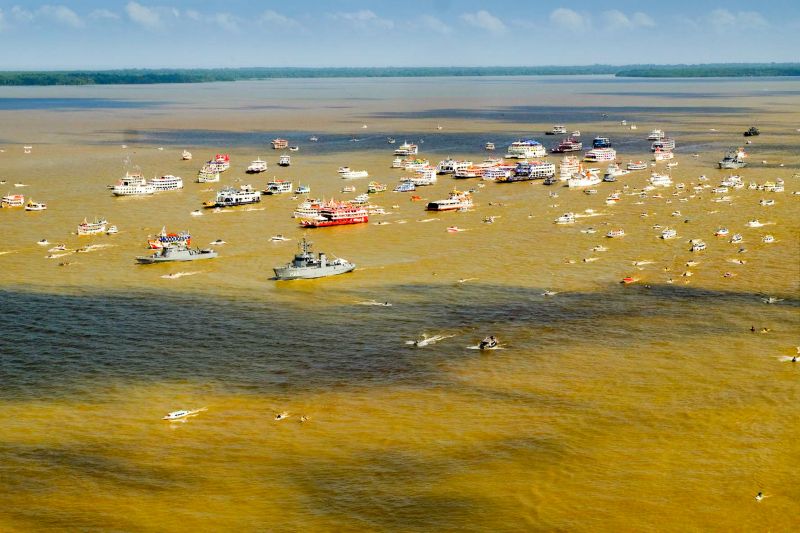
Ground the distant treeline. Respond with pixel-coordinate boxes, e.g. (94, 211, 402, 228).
(615, 63, 800, 78)
(0, 64, 797, 86)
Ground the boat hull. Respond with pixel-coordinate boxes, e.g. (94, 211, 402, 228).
(300, 216, 368, 228)
(136, 251, 217, 264)
(273, 264, 355, 280)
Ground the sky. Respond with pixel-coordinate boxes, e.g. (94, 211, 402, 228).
(0, 1, 799, 69)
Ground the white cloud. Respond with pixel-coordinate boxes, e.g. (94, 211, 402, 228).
(418, 14, 452, 35)
(39, 5, 83, 28)
(185, 9, 201, 22)
(0, 9, 5, 31)
(631, 12, 655, 28)
(331, 10, 394, 30)
(125, 2, 165, 30)
(212, 12, 239, 32)
(259, 9, 300, 28)
(89, 9, 120, 21)
(603, 10, 654, 30)
(9, 4, 84, 28)
(11, 6, 34, 23)
(549, 8, 589, 32)
(460, 10, 505, 34)
(709, 9, 768, 31)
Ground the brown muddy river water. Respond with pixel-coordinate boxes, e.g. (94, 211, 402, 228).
(0, 76, 798, 531)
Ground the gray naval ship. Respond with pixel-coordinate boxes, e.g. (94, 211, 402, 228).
(136, 244, 218, 264)
(273, 237, 355, 280)
(718, 147, 747, 169)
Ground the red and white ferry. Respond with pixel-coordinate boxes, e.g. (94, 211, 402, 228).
(1, 194, 25, 208)
(271, 138, 289, 149)
(206, 154, 230, 172)
(300, 201, 368, 228)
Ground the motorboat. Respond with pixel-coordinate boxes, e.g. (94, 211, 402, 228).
(338, 167, 369, 179)
(554, 212, 575, 224)
(690, 240, 707, 252)
(606, 229, 625, 238)
(479, 336, 499, 350)
(296, 185, 311, 194)
(106, 225, 119, 235)
(246, 158, 268, 173)
(278, 154, 291, 167)
(661, 228, 677, 239)
(162, 408, 206, 420)
(25, 199, 47, 211)
(627, 161, 648, 171)
(270, 234, 290, 242)
(485, 142, 495, 151)
(762, 235, 775, 243)
(181, 150, 192, 160)
(647, 129, 665, 141)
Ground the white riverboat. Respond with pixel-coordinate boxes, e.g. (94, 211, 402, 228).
(506, 139, 547, 159)
(339, 167, 369, 179)
(112, 173, 156, 196)
(148, 174, 183, 191)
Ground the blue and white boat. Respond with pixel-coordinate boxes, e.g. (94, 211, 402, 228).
(592, 137, 612, 149)
(393, 180, 416, 192)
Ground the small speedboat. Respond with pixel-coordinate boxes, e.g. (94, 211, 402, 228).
(162, 407, 206, 420)
(762, 235, 775, 243)
(289, 146, 299, 152)
(210, 239, 226, 245)
(270, 235, 290, 242)
(479, 336, 499, 350)
(106, 225, 119, 235)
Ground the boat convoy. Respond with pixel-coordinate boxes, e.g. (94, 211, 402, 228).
(12, 123, 781, 283)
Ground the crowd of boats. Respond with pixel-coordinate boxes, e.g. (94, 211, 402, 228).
(4, 123, 790, 281)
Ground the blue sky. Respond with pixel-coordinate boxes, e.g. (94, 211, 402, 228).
(0, 1, 798, 69)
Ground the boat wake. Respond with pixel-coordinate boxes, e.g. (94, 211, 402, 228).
(161, 271, 202, 279)
(0, 250, 18, 256)
(466, 344, 505, 350)
(406, 334, 455, 347)
(76, 244, 115, 253)
(46, 252, 74, 259)
(357, 300, 392, 307)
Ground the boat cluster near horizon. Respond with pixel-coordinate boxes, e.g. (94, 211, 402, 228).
(1, 122, 789, 281)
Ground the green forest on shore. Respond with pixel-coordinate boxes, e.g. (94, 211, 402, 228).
(0, 64, 797, 86)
